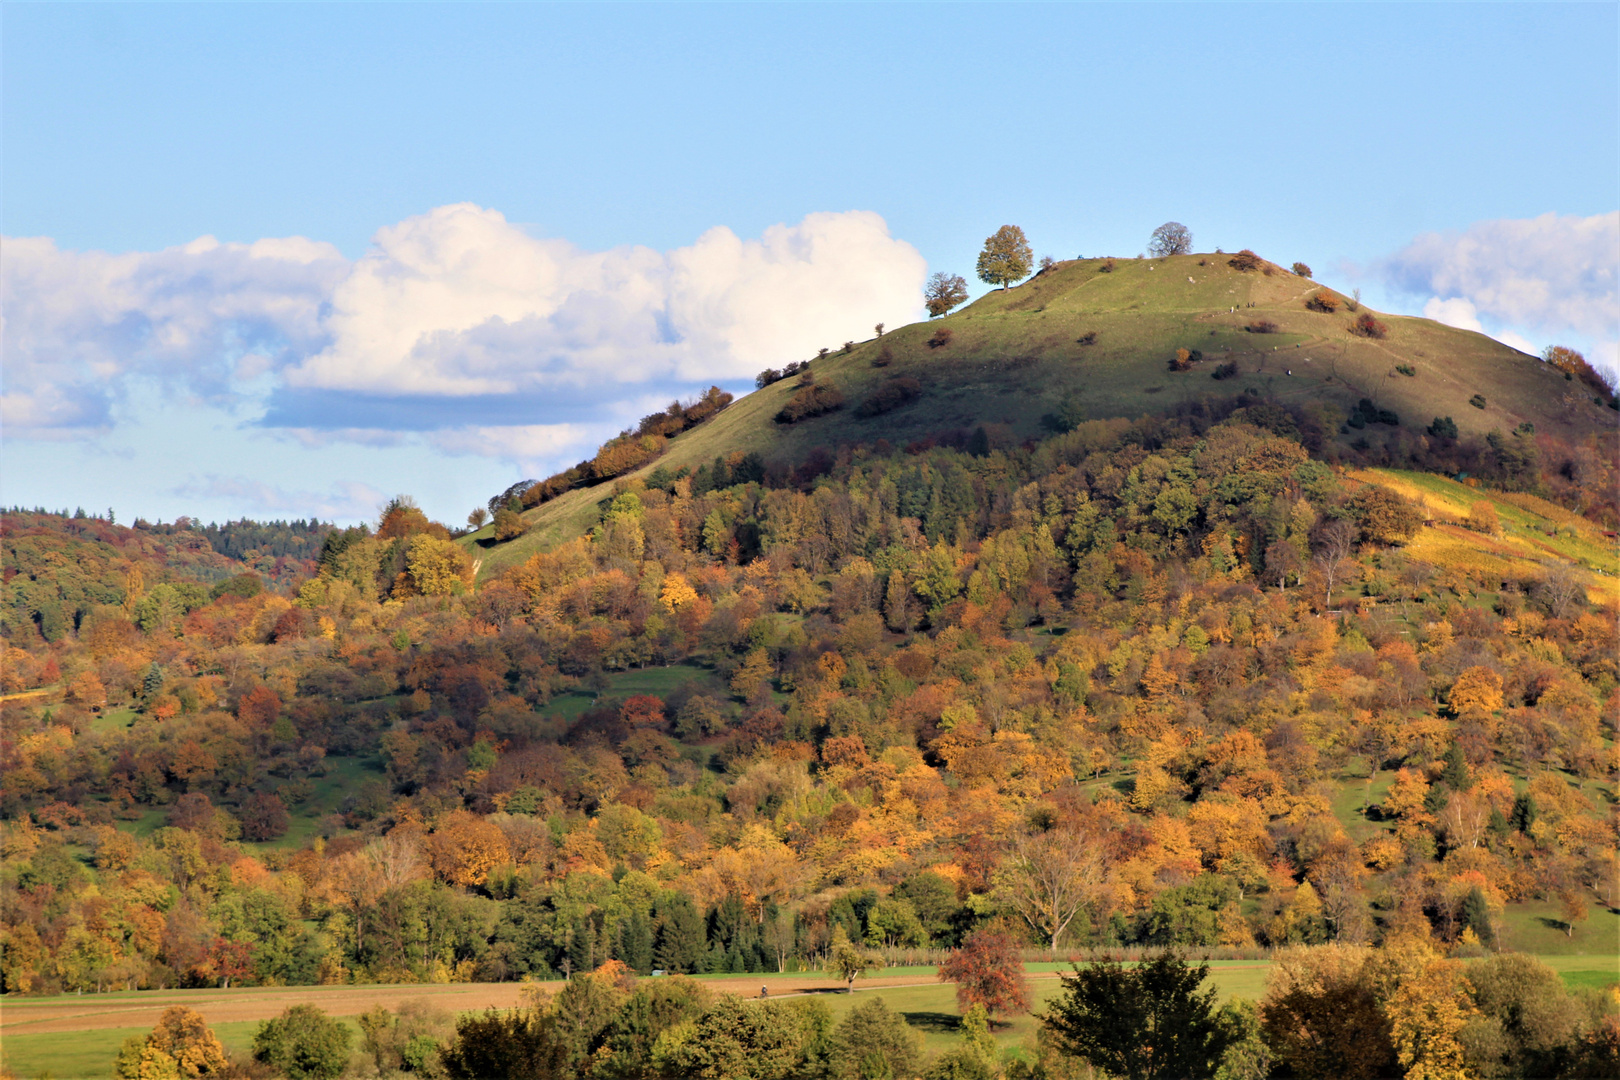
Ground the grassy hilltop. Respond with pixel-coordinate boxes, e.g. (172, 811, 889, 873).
(473, 251, 1613, 574)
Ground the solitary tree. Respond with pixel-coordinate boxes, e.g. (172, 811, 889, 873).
(976, 226, 1033, 290)
(467, 507, 489, 529)
(1148, 222, 1193, 257)
(925, 272, 971, 317)
(1042, 953, 1236, 1080)
(828, 925, 882, 992)
(938, 926, 1031, 1022)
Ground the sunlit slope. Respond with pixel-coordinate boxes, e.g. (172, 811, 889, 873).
(477, 253, 1612, 571)
(1350, 468, 1620, 606)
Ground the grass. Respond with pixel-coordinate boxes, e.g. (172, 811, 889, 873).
(0, 1018, 331, 1080)
(470, 253, 1615, 572)
(1496, 901, 1620, 956)
(540, 662, 721, 723)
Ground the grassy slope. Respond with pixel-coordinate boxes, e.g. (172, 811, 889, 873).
(477, 253, 1612, 573)
(1350, 468, 1620, 605)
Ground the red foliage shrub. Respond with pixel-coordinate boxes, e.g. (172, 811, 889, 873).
(1305, 292, 1340, 313)
(1349, 312, 1388, 339)
(1228, 249, 1263, 272)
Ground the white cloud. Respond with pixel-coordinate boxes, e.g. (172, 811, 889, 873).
(1, 234, 346, 430)
(1383, 211, 1618, 374)
(284, 204, 926, 397)
(171, 475, 388, 522)
(428, 423, 592, 464)
(3, 207, 928, 452)
(1421, 296, 1484, 333)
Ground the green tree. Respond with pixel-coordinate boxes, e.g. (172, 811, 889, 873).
(252, 1004, 353, 1080)
(441, 1008, 568, 1080)
(826, 997, 922, 1080)
(653, 995, 817, 1080)
(828, 925, 883, 992)
(1042, 953, 1237, 1080)
(976, 226, 1033, 291)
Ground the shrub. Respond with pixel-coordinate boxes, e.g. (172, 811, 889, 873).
(1245, 319, 1279, 334)
(1469, 394, 1488, 410)
(842, 341, 854, 354)
(929, 327, 954, 348)
(775, 383, 845, 424)
(874, 322, 884, 336)
(1228, 249, 1263, 272)
(855, 377, 923, 418)
(755, 368, 783, 389)
(872, 345, 894, 368)
(1098, 259, 1116, 273)
(1348, 312, 1388, 339)
(1170, 349, 1193, 372)
(1076, 331, 1098, 346)
(1305, 292, 1340, 313)
(493, 508, 527, 543)
(1292, 261, 1313, 278)
(1211, 361, 1240, 380)
(1038, 255, 1057, 274)
(253, 1005, 352, 1080)
(1395, 364, 1415, 376)
(1428, 416, 1458, 439)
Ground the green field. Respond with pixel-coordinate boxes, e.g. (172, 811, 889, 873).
(9, 955, 1612, 1079)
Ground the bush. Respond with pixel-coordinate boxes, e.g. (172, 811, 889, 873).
(855, 378, 923, 418)
(1469, 394, 1488, 409)
(842, 341, 854, 354)
(1348, 312, 1388, 339)
(929, 327, 954, 348)
(1170, 348, 1203, 372)
(775, 383, 845, 424)
(493, 508, 527, 543)
(1292, 261, 1313, 278)
(872, 345, 894, 368)
(1245, 319, 1279, 334)
(1211, 361, 1240, 381)
(1076, 331, 1098, 346)
(1428, 416, 1458, 439)
(1395, 364, 1415, 376)
(253, 1005, 352, 1080)
(1228, 249, 1263, 272)
(1038, 255, 1058, 274)
(1305, 293, 1340, 313)
(1098, 258, 1116, 273)
(441, 1009, 566, 1080)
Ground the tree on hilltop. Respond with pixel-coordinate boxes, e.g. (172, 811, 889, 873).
(976, 226, 1033, 290)
(1149, 222, 1193, 257)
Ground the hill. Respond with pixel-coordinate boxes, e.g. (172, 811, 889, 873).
(475, 251, 1615, 573)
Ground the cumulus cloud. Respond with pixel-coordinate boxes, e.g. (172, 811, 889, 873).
(285, 204, 926, 397)
(1, 234, 346, 430)
(1383, 211, 1618, 364)
(2, 205, 928, 455)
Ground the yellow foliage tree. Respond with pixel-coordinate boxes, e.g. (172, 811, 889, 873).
(658, 573, 698, 612)
(1386, 958, 1476, 1080)
(405, 534, 474, 596)
(1448, 666, 1503, 716)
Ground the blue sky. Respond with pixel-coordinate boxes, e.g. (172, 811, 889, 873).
(4, 2, 1616, 526)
